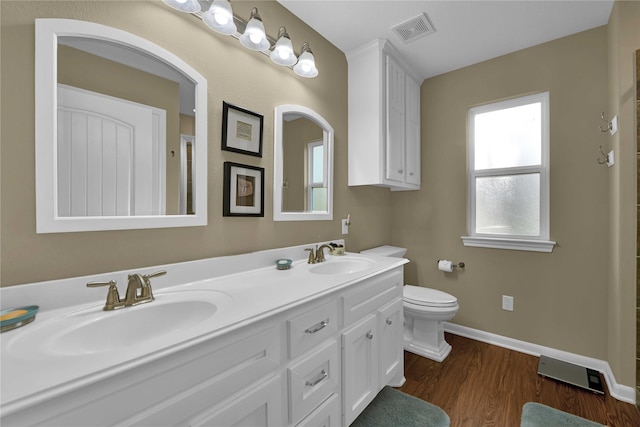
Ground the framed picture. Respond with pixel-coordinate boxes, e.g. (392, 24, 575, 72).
(221, 102, 264, 157)
(223, 162, 264, 217)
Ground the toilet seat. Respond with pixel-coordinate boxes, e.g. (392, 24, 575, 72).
(403, 285, 458, 308)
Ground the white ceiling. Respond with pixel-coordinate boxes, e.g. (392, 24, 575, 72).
(277, 0, 614, 81)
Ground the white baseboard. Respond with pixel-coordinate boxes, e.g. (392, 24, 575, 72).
(444, 322, 636, 405)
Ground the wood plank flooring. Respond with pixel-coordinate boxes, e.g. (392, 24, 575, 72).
(399, 333, 640, 427)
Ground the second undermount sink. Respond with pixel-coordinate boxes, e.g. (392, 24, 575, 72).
(308, 256, 376, 275)
(7, 290, 232, 358)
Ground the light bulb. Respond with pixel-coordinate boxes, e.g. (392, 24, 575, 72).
(202, 0, 236, 35)
(239, 8, 270, 51)
(278, 49, 290, 60)
(249, 32, 262, 44)
(214, 12, 230, 25)
(270, 27, 297, 66)
(293, 43, 318, 78)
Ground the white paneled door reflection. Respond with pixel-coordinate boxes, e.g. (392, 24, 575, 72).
(57, 84, 166, 217)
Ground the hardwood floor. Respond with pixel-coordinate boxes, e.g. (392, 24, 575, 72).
(399, 333, 640, 427)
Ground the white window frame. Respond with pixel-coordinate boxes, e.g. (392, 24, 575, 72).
(462, 92, 556, 252)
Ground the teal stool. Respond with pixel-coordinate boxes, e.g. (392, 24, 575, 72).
(350, 387, 450, 427)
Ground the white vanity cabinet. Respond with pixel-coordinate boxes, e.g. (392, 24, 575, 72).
(341, 269, 404, 426)
(347, 38, 421, 191)
(1, 263, 405, 427)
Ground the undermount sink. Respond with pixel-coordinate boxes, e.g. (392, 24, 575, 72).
(7, 290, 231, 358)
(308, 256, 376, 275)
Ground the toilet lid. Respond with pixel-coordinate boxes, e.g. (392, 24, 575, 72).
(404, 285, 457, 307)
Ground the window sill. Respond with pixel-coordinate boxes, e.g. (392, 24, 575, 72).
(461, 236, 556, 253)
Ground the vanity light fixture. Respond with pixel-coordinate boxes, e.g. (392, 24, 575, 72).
(270, 27, 297, 66)
(162, 0, 318, 78)
(202, 0, 237, 35)
(293, 42, 318, 78)
(162, 0, 201, 14)
(239, 7, 270, 51)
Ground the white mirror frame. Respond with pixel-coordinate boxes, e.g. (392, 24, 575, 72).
(274, 105, 333, 221)
(35, 19, 207, 233)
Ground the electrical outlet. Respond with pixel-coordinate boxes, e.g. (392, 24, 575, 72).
(502, 295, 514, 311)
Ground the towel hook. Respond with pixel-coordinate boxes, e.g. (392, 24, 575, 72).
(599, 112, 613, 133)
(597, 145, 608, 165)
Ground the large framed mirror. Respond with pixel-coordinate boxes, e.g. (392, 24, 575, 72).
(274, 105, 333, 221)
(35, 19, 207, 233)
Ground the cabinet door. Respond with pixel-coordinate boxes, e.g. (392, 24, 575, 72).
(378, 298, 404, 387)
(342, 314, 378, 426)
(404, 76, 421, 186)
(385, 55, 405, 184)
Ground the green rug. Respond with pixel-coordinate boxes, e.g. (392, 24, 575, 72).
(521, 402, 605, 427)
(350, 386, 450, 427)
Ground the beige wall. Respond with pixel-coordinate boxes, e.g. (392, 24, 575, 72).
(392, 27, 614, 368)
(0, 0, 392, 286)
(607, 0, 640, 392)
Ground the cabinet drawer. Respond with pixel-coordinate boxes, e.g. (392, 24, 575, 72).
(342, 269, 402, 325)
(288, 300, 338, 359)
(117, 326, 282, 426)
(296, 394, 340, 427)
(190, 375, 284, 427)
(288, 340, 339, 425)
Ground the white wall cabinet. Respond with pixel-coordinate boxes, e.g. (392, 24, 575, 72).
(2, 267, 404, 427)
(347, 39, 421, 191)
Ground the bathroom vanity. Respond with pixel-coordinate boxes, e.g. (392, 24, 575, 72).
(0, 242, 407, 426)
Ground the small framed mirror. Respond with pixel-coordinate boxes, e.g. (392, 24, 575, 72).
(274, 105, 334, 221)
(35, 19, 207, 233)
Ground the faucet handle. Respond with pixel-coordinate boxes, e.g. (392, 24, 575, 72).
(305, 248, 316, 264)
(87, 280, 120, 310)
(143, 270, 166, 281)
(139, 270, 166, 301)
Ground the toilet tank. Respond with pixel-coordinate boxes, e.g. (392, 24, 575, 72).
(360, 245, 407, 258)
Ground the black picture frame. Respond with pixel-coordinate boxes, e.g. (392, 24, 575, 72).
(221, 102, 264, 157)
(223, 162, 265, 217)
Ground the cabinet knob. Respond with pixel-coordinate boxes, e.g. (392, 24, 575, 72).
(386, 319, 393, 325)
(409, 171, 414, 176)
(366, 331, 374, 339)
(398, 169, 404, 174)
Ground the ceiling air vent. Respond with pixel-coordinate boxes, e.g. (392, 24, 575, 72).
(391, 12, 435, 44)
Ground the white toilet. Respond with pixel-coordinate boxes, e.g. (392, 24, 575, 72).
(361, 245, 459, 362)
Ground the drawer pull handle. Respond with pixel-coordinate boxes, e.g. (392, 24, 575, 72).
(306, 369, 328, 387)
(305, 319, 329, 334)
(366, 331, 374, 339)
(386, 319, 393, 325)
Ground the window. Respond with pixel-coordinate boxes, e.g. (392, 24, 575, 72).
(462, 92, 555, 252)
(307, 140, 326, 211)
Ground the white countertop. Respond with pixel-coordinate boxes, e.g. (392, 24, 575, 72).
(0, 241, 407, 415)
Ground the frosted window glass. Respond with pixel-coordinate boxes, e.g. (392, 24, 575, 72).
(475, 174, 540, 236)
(474, 102, 541, 170)
(311, 187, 327, 211)
(311, 145, 324, 183)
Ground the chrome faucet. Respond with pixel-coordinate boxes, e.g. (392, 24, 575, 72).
(315, 244, 335, 263)
(87, 270, 166, 311)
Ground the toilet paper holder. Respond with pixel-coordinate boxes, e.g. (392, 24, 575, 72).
(437, 260, 465, 268)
